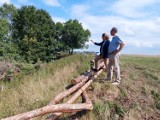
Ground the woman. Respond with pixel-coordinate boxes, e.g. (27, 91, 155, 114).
(91, 33, 110, 72)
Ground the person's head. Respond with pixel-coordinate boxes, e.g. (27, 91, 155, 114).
(102, 33, 109, 41)
(110, 27, 118, 36)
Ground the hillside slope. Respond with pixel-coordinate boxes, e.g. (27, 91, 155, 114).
(77, 55, 160, 120)
(0, 54, 160, 120)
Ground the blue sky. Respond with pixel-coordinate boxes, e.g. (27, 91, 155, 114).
(1, 0, 160, 55)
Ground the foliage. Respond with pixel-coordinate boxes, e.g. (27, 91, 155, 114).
(0, 3, 91, 63)
(61, 19, 91, 54)
(0, 3, 18, 60)
(12, 6, 58, 63)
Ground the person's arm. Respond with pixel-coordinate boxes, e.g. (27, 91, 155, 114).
(114, 42, 125, 55)
(90, 40, 102, 46)
(94, 41, 103, 46)
(90, 40, 95, 44)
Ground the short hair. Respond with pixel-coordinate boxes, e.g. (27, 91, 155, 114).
(102, 33, 109, 40)
(111, 27, 118, 33)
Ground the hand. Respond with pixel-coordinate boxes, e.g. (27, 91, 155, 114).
(90, 40, 95, 43)
(113, 50, 119, 55)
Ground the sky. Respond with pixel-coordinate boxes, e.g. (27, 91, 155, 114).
(0, 0, 160, 55)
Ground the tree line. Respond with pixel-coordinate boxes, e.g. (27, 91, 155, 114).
(0, 3, 91, 63)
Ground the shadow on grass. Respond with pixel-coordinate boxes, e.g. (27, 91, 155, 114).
(59, 110, 87, 120)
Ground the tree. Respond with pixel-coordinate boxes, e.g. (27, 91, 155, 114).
(0, 18, 9, 41)
(54, 22, 65, 51)
(62, 19, 91, 54)
(0, 3, 17, 41)
(12, 6, 58, 63)
(0, 3, 17, 22)
(0, 3, 18, 59)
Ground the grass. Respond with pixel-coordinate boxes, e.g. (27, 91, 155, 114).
(76, 55, 160, 120)
(1, 54, 160, 120)
(0, 54, 92, 119)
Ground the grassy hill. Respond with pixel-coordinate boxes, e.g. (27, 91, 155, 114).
(0, 54, 160, 120)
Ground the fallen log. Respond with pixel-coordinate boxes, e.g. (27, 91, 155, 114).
(72, 62, 104, 85)
(48, 63, 103, 105)
(49, 76, 90, 105)
(3, 61, 104, 120)
(71, 70, 94, 85)
(46, 91, 92, 120)
(81, 91, 91, 104)
(71, 72, 88, 85)
(46, 69, 103, 120)
(2, 103, 93, 120)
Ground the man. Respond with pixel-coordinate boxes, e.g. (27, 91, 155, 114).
(91, 33, 110, 72)
(106, 27, 125, 85)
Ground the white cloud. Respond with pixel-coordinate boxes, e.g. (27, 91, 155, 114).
(111, 0, 160, 18)
(70, 3, 160, 51)
(0, 0, 10, 5)
(71, 4, 90, 17)
(17, 0, 28, 3)
(43, 0, 60, 7)
(52, 16, 66, 23)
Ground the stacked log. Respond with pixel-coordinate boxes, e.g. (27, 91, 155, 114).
(2, 60, 104, 120)
(47, 69, 103, 120)
(2, 103, 93, 120)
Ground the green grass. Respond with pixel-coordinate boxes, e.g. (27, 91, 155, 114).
(1, 54, 160, 120)
(0, 54, 92, 119)
(77, 55, 160, 120)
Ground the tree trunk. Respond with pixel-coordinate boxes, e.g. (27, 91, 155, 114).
(81, 91, 91, 104)
(46, 69, 103, 120)
(2, 103, 93, 120)
(3, 62, 104, 120)
(71, 48, 73, 54)
(46, 91, 92, 120)
(48, 73, 92, 105)
(71, 70, 94, 85)
(71, 61, 104, 85)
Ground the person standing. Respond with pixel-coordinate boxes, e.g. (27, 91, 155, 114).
(91, 33, 110, 72)
(106, 27, 125, 85)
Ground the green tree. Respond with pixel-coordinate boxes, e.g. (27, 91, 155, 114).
(0, 3, 18, 59)
(62, 19, 91, 54)
(54, 22, 64, 51)
(12, 6, 58, 63)
(0, 3, 17, 22)
(0, 18, 9, 41)
(0, 3, 17, 41)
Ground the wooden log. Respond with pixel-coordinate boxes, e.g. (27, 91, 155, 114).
(81, 91, 91, 104)
(72, 62, 104, 85)
(46, 69, 103, 120)
(46, 91, 91, 120)
(48, 64, 103, 105)
(71, 75, 85, 85)
(49, 77, 90, 105)
(71, 70, 94, 85)
(2, 103, 93, 120)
